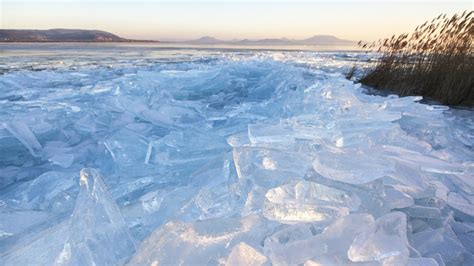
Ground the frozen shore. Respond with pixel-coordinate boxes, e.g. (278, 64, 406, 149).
(0, 46, 473, 265)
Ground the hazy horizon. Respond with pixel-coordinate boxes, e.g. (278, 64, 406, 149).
(1, 0, 471, 42)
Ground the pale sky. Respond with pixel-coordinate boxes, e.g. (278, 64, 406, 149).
(1, 0, 472, 42)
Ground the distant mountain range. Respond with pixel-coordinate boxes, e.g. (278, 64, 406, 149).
(0, 29, 355, 45)
(181, 35, 356, 45)
(0, 29, 156, 42)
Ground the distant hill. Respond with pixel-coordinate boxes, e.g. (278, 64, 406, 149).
(235, 38, 292, 45)
(182, 35, 356, 46)
(182, 36, 225, 44)
(297, 35, 355, 45)
(0, 29, 156, 42)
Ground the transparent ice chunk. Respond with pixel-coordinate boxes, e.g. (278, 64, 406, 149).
(2, 121, 43, 157)
(313, 149, 393, 184)
(448, 192, 474, 219)
(263, 180, 360, 224)
(348, 212, 409, 264)
(412, 223, 466, 264)
(226, 242, 268, 266)
(1, 168, 136, 265)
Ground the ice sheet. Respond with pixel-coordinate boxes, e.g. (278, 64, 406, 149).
(0, 45, 473, 265)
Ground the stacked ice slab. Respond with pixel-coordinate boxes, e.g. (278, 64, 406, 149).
(0, 49, 473, 265)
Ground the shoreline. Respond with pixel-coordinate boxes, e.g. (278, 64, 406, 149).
(0, 42, 362, 53)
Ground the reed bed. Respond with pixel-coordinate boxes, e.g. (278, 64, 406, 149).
(358, 11, 473, 106)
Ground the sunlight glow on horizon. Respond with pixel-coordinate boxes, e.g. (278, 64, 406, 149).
(1, 1, 471, 42)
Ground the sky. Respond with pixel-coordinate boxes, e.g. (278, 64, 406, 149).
(1, 1, 472, 42)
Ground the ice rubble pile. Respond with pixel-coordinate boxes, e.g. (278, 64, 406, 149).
(0, 51, 473, 265)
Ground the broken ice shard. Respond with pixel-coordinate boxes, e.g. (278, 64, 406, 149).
(411, 222, 466, 264)
(226, 242, 268, 266)
(2, 168, 136, 265)
(2, 121, 43, 157)
(58, 168, 136, 265)
(312, 148, 393, 185)
(348, 212, 409, 264)
(448, 192, 474, 219)
(128, 215, 276, 265)
(264, 214, 375, 265)
(263, 180, 360, 224)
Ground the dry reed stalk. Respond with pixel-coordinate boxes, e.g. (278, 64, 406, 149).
(358, 11, 473, 106)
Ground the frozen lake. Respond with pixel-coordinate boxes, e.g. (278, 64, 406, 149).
(0, 43, 473, 265)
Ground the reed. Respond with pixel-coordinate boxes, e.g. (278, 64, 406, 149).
(358, 11, 473, 106)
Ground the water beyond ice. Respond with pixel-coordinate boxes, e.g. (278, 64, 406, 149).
(0, 44, 473, 265)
